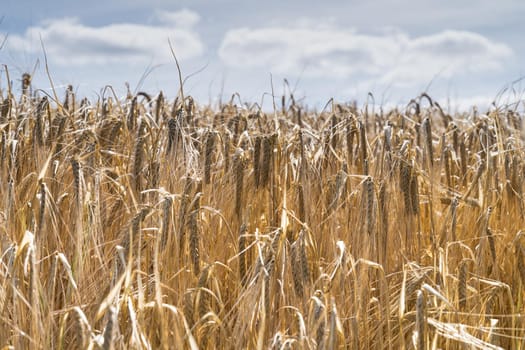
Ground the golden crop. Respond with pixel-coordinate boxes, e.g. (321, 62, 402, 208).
(0, 74, 524, 349)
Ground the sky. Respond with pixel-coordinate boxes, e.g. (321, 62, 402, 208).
(0, 0, 524, 111)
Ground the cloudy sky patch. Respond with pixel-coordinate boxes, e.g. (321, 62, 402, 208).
(0, 0, 523, 109)
(5, 10, 204, 66)
(219, 26, 513, 88)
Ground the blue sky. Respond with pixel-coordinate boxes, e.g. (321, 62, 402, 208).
(1, 0, 524, 110)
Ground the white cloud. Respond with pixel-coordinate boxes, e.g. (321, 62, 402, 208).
(379, 30, 513, 86)
(218, 25, 513, 88)
(219, 26, 402, 77)
(5, 10, 204, 66)
(155, 8, 200, 28)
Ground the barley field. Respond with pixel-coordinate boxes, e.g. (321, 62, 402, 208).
(1, 73, 525, 349)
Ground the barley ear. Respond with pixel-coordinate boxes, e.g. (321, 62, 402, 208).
(234, 149, 245, 220)
(415, 289, 426, 350)
(253, 136, 262, 188)
(422, 117, 433, 168)
(102, 306, 117, 350)
(204, 130, 216, 184)
(189, 212, 200, 276)
(458, 259, 468, 310)
(290, 238, 304, 298)
(238, 223, 247, 285)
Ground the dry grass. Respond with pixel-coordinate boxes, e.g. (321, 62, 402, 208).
(1, 71, 525, 349)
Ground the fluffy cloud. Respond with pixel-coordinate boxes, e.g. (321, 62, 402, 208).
(379, 30, 513, 86)
(218, 25, 513, 87)
(5, 9, 204, 66)
(155, 8, 200, 28)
